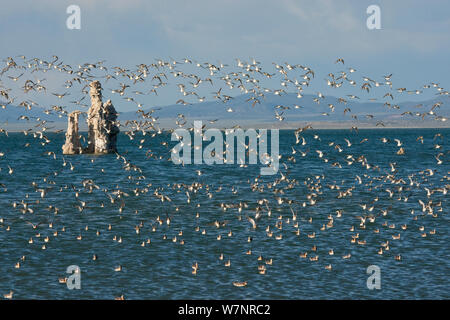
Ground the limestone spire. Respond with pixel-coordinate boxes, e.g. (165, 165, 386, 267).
(62, 80, 119, 155)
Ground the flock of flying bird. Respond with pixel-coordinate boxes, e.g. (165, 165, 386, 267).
(0, 55, 448, 299)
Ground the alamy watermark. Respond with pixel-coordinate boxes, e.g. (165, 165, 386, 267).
(366, 5, 381, 30)
(171, 121, 279, 175)
(66, 5, 81, 30)
(66, 265, 81, 290)
(366, 265, 381, 290)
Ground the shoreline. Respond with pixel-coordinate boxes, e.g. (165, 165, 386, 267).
(1, 125, 449, 133)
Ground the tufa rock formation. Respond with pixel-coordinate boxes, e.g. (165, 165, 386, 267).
(62, 111, 83, 155)
(62, 81, 119, 155)
(85, 81, 120, 154)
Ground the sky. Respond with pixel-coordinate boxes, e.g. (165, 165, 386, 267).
(1, 0, 450, 109)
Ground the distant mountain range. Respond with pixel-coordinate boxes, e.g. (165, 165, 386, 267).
(1, 93, 449, 129)
(121, 93, 450, 122)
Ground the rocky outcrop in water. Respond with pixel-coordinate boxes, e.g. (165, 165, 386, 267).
(85, 81, 120, 154)
(62, 111, 82, 155)
(62, 81, 119, 155)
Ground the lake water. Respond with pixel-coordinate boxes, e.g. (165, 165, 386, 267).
(0, 129, 448, 299)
